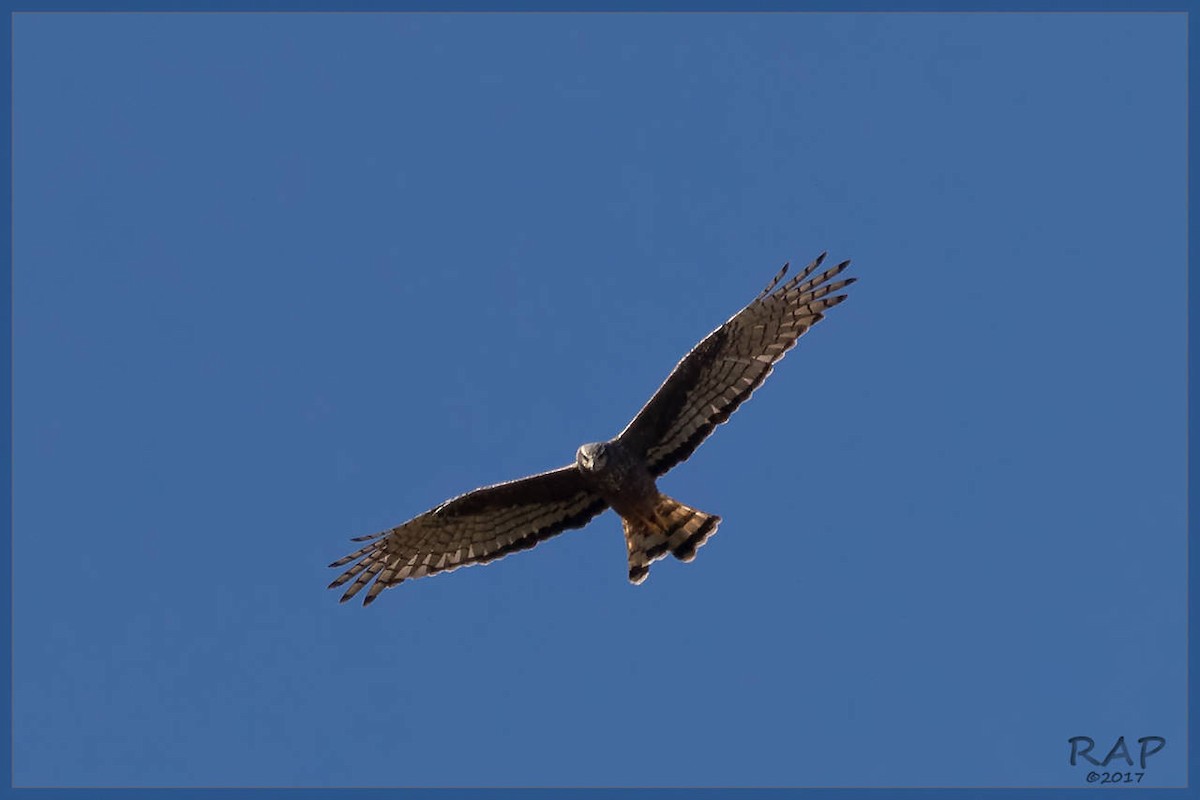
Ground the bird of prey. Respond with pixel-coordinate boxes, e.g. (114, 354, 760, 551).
(329, 253, 855, 605)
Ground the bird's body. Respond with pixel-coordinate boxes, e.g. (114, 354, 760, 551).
(575, 441, 656, 515)
(329, 253, 855, 605)
(575, 439, 718, 583)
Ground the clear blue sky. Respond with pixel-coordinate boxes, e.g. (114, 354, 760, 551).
(12, 11, 1186, 789)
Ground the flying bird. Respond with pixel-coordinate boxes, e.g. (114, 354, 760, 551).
(329, 253, 855, 605)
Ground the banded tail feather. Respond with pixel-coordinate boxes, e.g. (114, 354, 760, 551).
(623, 494, 721, 584)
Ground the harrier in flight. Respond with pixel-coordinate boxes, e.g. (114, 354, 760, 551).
(330, 253, 855, 605)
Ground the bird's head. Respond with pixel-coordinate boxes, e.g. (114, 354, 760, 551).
(576, 442, 608, 473)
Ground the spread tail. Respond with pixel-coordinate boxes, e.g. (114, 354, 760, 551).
(623, 494, 720, 584)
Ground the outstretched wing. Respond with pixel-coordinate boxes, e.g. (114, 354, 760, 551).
(617, 253, 854, 477)
(329, 466, 607, 605)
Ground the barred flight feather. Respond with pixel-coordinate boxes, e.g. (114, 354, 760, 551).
(617, 253, 854, 476)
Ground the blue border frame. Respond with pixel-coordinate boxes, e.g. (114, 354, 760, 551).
(2, 2, 1192, 797)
